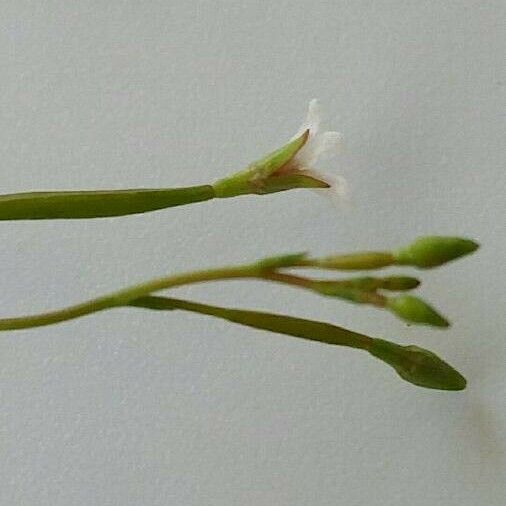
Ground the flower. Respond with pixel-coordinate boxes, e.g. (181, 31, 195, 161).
(282, 99, 344, 192)
(213, 99, 345, 199)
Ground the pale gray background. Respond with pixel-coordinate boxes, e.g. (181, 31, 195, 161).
(1, 1, 505, 505)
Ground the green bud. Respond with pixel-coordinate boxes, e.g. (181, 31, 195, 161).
(386, 295, 449, 327)
(369, 338, 467, 390)
(394, 236, 479, 268)
(212, 130, 328, 198)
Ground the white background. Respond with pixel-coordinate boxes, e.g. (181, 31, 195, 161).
(1, 1, 505, 505)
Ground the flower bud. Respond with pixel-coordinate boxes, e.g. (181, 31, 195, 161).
(369, 339, 466, 390)
(386, 295, 449, 327)
(394, 236, 479, 268)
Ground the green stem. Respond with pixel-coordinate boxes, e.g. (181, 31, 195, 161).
(0, 262, 413, 332)
(0, 185, 215, 220)
(0, 265, 257, 331)
(0, 262, 396, 331)
(130, 296, 373, 350)
(264, 272, 387, 306)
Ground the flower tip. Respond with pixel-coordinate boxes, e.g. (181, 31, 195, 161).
(307, 175, 332, 188)
(300, 128, 311, 145)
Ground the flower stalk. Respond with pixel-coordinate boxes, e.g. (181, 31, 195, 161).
(0, 100, 342, 220)
(0, 186, 216, 221)
(0, 93, 479, 394)
(0, 265, 426, 331)
(0, 235, 477, 331)
(0, 236, 477, 390)
(130, 295, 466, 391)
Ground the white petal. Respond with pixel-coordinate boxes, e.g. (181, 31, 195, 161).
(313, 131, 343, 158)
(294, 130, 342, 167)
(310, 173, 349, 209)
(291, 98, 322, 140)
(293, 140, 316, 167)
(304, 98, 322, 135)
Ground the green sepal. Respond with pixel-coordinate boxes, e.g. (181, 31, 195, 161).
(212, 130, 310, 198)
(252, 129, 310, 179)
(260, 173, 329, 194)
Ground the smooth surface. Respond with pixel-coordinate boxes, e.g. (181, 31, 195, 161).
(1, 1, 505, 505)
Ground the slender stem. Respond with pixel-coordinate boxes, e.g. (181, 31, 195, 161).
(262, 271, 313, 288)
(0, 185, 215, 220)
(0, 265, 257, 331)
(262, 272, 387, 307)
(130, 296, 373, 350)
(0, 263, 395, 332)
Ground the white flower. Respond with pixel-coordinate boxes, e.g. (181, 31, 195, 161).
(275, 99, 347, 200)
(213, 99, 346, 200)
